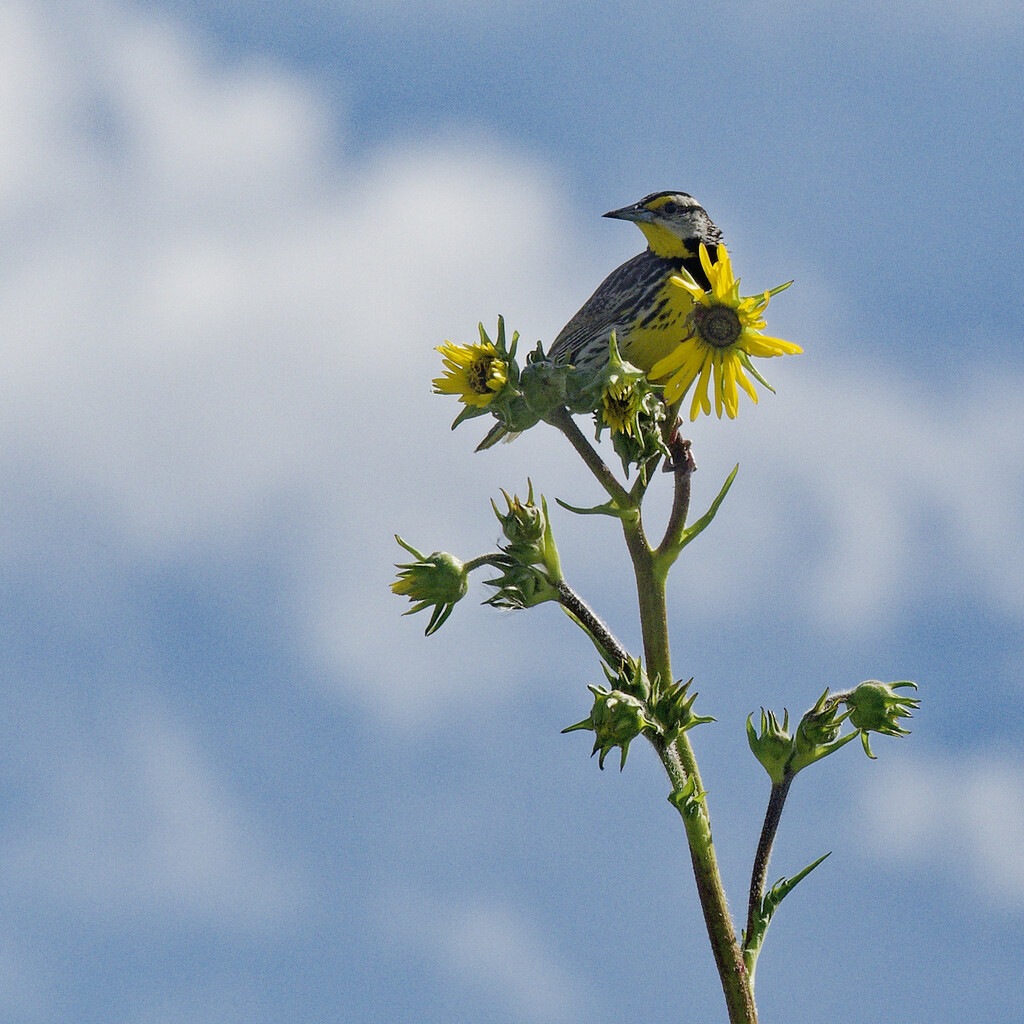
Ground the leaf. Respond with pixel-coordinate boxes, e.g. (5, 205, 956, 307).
(674, 464, 738, 552)
(554, 497, 632, 520)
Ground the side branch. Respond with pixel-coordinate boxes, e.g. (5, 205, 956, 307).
(657, 430, 696, 561)
(547, 406, 632, 508)
(745, 775, 795, 948)
(555, 579, 631, 670)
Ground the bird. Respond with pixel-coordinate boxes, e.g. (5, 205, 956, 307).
(475, 191, 724, 449)
(548, 190, 723, 374)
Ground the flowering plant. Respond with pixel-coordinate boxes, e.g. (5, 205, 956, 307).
(393, 255, 916, 1024)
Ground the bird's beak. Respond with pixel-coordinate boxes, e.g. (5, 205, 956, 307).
(603, 202, 654, 224)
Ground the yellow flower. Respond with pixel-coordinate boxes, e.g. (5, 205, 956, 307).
(650, 244, 802, 420)
(433, 340, 508, 408)
(601, 376, 643, 436)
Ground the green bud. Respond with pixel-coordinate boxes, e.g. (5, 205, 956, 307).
(482, 557, 559, 610)
(490, 484, 562, 581)
(797, 689, 844, 746)
(746, 708, 795, 784)
(563, 685, 656, 770)
(789, 688, 857, 773)
(846, 680, 919, 759)
(519, 354, 571, 418)
(652, 677, 715, 744)
(493, 480, 545, 546)
(391, 536, 469, 635)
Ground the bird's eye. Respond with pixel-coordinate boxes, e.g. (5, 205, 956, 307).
(660, 201, 678, 215)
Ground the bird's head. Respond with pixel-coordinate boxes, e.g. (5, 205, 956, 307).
(604, 191, 722, 260)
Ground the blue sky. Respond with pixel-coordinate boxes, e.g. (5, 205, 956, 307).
(1, 0, 1022, 1021)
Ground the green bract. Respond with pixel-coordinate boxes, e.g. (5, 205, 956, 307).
(747, 708, 794, 785)
(482, 557, 559, 610)
(390, 537, 469, 635)
(846, 680, 920, 758)
(490, 482, 562, 582)
(563, 685, 656, 771)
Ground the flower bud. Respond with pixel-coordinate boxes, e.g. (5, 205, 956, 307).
(519, 355, 570, 418)
(490, 483, 562, 582)
(563, 685, 656, 770)
(746, 708, 795, 784)
(789, 688, 856, 773)
(391, 536, 469, 635)
(482, 557, 559, 610)
(653, 677, 715, 744)
(846, 680, 919, 758)
(494, 482, 545, 546)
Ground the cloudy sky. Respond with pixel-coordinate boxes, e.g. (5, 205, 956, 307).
(1, 0, 1022, 1020)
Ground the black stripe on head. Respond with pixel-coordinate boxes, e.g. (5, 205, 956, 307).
(638, 190, 696, 207)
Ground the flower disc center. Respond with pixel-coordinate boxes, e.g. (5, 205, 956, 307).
(694, 305, 742, 349)
(468, 357, 496, 394)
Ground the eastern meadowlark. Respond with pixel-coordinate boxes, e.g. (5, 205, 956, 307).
(475, 191, 726, 448)
(549, 190, 723, 375)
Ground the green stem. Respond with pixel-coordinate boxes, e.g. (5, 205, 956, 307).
(463, 553, 505, 574)
(554, 407, 756, 1023)
(627, 519, 757, 1024)
(555, 579, 631, 670)
(656, 434, 695, 564)
(745, 775, 794, 956)
(547, 406, 632, 509)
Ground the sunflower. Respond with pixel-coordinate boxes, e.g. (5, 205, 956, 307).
(433, 340, 508, 408)
(650, 244, 801, 420)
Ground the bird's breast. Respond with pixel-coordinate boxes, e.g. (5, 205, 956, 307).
(621, 278, 697, 375)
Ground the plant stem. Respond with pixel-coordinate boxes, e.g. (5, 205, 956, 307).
(657, 433, 696, 564)
(463, 553, 505, 573)
(547, 406, 632, 509)
(554, 407, 756, 1022)
(555, 579, 630, 670)
(628, 517, 757, 1024)
(745, 775, 794, 953)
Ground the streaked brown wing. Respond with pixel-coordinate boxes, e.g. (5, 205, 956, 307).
(549, 250, 674, 365)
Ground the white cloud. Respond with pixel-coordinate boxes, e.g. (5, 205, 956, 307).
(856, 751, 1024, 910)
(379, 885, 588, 1024)
(683, 354, 1024, 628)
(0, 0, 574, 540)
(0, 0, 1022, 722)
(0, 693, 300, 925)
